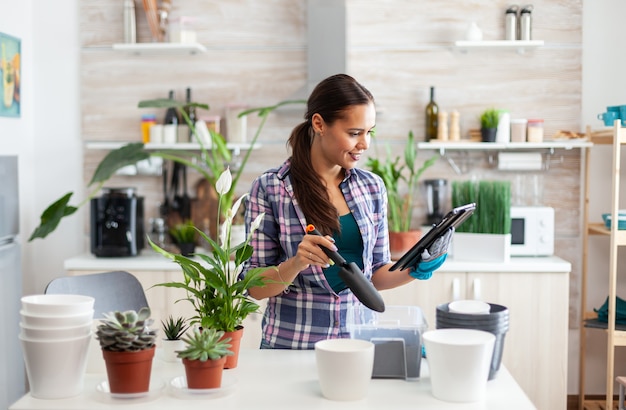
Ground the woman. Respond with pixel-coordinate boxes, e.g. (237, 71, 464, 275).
(241, 74, 449, 349)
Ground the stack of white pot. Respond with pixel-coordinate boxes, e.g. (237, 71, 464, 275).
(19, 294, 94, 399)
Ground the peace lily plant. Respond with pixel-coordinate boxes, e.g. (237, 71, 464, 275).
(149, 168, 269, 333)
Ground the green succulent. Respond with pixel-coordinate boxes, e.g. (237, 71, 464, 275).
(161, 315, 189, 340)
(95, 307, 157, 352)
(176, 328, 234, 362)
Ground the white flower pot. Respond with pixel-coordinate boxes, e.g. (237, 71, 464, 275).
(451, 233, 511, 263)
(159, 339, 185, 363)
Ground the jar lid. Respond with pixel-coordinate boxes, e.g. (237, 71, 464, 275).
(527, 119, 544, 123)
(510, 118, 528, 124)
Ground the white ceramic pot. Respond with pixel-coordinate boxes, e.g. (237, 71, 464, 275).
(423, 328, 495, 403)
(314, 338, 374, 401)
(159, 339, 185, 363)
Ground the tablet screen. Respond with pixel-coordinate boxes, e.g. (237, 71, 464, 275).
(389, 203, 476, 271)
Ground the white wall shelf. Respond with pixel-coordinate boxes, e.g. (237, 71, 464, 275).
(453, 40, 544, 53)
(418, 140, 591, 154)
(111, 42, 207, 55)
(85, 141, 259, 151)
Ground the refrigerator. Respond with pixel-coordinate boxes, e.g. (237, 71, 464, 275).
(0, 156, 25, 407)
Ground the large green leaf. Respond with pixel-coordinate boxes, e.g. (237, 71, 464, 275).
(89, 143, 150, 185)
(28, 192, 78, 241)
(138, 98, 209, 111)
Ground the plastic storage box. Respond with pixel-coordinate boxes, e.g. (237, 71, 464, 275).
(347, 305, 427, 380)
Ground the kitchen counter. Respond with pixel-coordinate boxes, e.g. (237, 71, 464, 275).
(64, 251, 571, 273)
(9, 348, 536, 409)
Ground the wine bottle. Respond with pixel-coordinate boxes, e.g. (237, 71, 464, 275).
(425, 86, 439, 142)
(185, 87, 196, 142)
(163, 90, 179, 126)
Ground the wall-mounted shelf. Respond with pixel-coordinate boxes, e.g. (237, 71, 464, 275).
(453, 40, 544, 54)
(418, 140, 591, 175)
(111, 43, 207, 55)
(85, 141, 259, 151)
(418, 140, 591, 155)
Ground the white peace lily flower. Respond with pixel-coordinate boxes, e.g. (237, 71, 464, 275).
(251, 213, 264, 232)
(247, 212, 265, 241)
(230, 194, 247, 222)
(215, 168, 232, 196)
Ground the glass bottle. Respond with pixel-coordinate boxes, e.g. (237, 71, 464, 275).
(185, 87, 196, 142)
(425, 86, 439, 142)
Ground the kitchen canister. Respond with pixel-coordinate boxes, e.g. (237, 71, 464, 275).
(526, 119, 544, 142)
(520, 5, 533, 41)
(505, 5, 519, 41)
(510, 119, 528, 142)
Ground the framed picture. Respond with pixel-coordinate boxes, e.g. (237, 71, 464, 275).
(0, 32, 21, 118)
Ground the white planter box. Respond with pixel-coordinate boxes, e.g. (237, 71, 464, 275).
(452, 233, 511, 263)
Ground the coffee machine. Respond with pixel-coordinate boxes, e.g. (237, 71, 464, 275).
(90, 187, 144, 257)
(422, 179, 448, 226)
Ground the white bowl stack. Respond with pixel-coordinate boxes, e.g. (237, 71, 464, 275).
(19, 294, 95, 399)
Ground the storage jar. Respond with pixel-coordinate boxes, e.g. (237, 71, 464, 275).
(526, 119, 544, 142)
(510, 119, 528, 142)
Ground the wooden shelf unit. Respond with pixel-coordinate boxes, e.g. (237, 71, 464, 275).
(579, 121, 626, 409)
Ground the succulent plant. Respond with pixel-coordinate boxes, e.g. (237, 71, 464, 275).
(176, 328, 234, 362)
(96, 307, 158, 352)
(161, 315, 189, 340)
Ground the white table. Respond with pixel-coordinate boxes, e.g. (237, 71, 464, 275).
(10, 348, 536, 409)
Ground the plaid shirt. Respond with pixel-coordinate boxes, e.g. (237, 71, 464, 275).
(241, 159, 390, 349)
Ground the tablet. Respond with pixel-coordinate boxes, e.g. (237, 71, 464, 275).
(389, 202, 476, 271)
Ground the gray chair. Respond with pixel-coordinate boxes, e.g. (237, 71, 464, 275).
(44, 271, 149, 319)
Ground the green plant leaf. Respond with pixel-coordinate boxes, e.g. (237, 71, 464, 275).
(138, 98, 209, 111)
(89, 143, 150, 185)
(28, 192, 78, 241)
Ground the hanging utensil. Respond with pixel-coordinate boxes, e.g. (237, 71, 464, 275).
(179, 165, 191, 220)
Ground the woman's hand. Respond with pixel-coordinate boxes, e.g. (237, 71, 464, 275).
(294, 233, 336, 272)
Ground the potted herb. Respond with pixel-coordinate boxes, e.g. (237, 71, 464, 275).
(176, 328, 233, 389)
(95, 307, 157, 394)
(149, 168, 269, 369)
(451, 179, 512, 262)
(160, 315, 189, 363)
(480, 108, 500, 142)
(366, 130, 438, 259)
(169, 220, 198, 256)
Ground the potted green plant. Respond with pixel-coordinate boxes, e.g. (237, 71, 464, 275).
(451, 179, 512, 262)
(160, 315, 189, 363)
(27, 99, 304, 243)
(176, 327, 233, 389)
(366, 130, 438, 259)
(169, 220, 198, 256)
(95, 307, 157, 394)
(149, 168, 270, 369)
(480, 108, 500, 142)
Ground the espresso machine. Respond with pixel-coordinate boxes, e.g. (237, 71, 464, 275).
(90, 187, 144, 257)
(422, 179, 448, 226)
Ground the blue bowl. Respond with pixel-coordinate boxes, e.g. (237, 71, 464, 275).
(602, 212, 626, 230)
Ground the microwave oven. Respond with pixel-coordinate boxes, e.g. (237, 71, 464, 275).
(510, 206, 554, 256)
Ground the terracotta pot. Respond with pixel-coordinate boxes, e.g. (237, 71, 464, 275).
(389, 230, 421, 261)
(221, 327, 244, 369)
(183, 356, 227, 389)
(102, 346, 155, 394)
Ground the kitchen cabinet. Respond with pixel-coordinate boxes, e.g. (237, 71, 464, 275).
(380, 258, 570, 410)
(578, 122, 626, 409)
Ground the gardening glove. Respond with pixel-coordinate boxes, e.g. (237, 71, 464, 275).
(409, 227, 454, 280)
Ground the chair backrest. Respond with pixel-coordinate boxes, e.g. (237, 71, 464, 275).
(45, 271, 149, 319)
